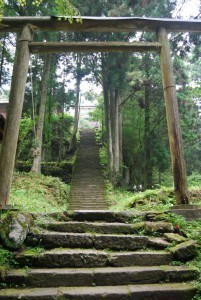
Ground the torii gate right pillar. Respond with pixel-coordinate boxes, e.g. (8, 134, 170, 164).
(157, 27, 189, 205)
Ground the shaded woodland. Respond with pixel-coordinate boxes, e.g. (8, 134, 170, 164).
(0, 0, 200, 191)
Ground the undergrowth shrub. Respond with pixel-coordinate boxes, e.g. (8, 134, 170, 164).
(16, 160, 73, 183)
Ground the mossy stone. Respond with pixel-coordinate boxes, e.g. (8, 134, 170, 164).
(170, 240, 197, 261)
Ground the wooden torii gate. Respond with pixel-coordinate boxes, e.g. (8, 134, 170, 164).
(0, 16, 200, 209)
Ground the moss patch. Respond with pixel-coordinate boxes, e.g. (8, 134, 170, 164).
(10, 172, 70, 213)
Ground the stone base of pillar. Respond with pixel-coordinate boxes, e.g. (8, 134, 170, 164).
(170, 205, 201, 220)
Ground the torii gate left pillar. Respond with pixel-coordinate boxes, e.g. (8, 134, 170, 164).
(0, 25, 33, 208)
(158, 27, 189, 205)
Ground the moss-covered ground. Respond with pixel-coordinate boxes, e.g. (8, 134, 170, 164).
(10, 172, 70, 213)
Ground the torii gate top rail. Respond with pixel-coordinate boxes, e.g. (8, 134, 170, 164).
(0, 16, 201, 33)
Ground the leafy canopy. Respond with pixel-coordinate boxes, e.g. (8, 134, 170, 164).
(0, 0, 81, 21)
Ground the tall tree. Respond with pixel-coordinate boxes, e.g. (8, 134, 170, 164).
(31, 54, 51, 174)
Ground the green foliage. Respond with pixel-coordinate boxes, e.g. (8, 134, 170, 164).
(17, 116, 34, 161)
(55, 0, 81, 23)
(108, 185, 176, 212)
(187, 220, 201, 245)
(0, 246, 18, 271)
(164, 212, 186, 228)
(99, 144, 108, 167)
(90, 95, 104, 125)
(108, 183, 201, 213)
(188, 172, 201, 187)
(1, 0, 80, 18)
(17, 114, 73, 163)
(16, 160, 73, 183)
(23, 247, 44, 257)
(0, 0, 3, 19)
(0, 247, 12, 267)
(10, 172, 70, 213)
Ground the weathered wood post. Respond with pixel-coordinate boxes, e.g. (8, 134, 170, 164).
(0, 25, 33, 208)
(157, 27, 189, 205)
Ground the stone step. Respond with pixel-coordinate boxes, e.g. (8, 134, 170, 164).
(64, 210, 139, 223)
(70, 129, 105, 209)
(1, 266, 198, 288)
(39, 221, 173, 239)
(0, 283, 196, 299)
(70, 193, 105, 196)
(69, 203, 107, 206)
(71, 189, 105, 192)
(69, 198, 106, 200)
(69, 204, 107, 207)
(69, 203, 106, 205)
(69, 199, 106, 202)
(70, 195, 105, 198)
(70, 197, 106, 200)
(71, 191, 105, 194)
(69, 206, 108, 210)
(69, 197, 106, 200)
(71, 192, 105, 195)
(69, 204, 107, 208)
(39, 221, 142, 234)
(26, 232, 150, 250)
(15, 249, 173, 268)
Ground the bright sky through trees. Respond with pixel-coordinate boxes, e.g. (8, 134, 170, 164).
(173, 0, 200, 18)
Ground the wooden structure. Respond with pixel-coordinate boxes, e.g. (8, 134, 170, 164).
(0, 91, 9, 142)
(0, 99, 9, 120)
(0, 114, 5, 141)
(0, 100, 8, 141)
(0, 16, 201, 208)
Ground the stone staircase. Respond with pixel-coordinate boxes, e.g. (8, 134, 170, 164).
(69, 129, 107, 210)
(0, 129, 199, 299)
(0, 210, 198, 299)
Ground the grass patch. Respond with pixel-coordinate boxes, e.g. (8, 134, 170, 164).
(107, 183, 201, 212)
(10, 172, 70, 213)
(107, 184, 175, 212)
(23, 247, 44, 257)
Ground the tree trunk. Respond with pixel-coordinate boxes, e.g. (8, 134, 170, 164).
(70, 54, 81, 152)
(113, 88, 120, 176)
(144, 82, 153, 189)
(108, 102, 114, 175)
(31, 54, 51, 174)
(0, 25, 33, 208)
(101, 56, 113, 174)
(117, 89, 123, 170)
(59, 95, 65, 162)
(109, 88, 116, 176)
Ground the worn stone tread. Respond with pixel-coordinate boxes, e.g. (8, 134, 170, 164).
(2, 266, 198, 288)
(15, 249, 173, 268)
(0, 283, 196, 299)
(39, 221, 142, 234)
(27, 231, 150, 250)
(64, 210, 138, 222)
